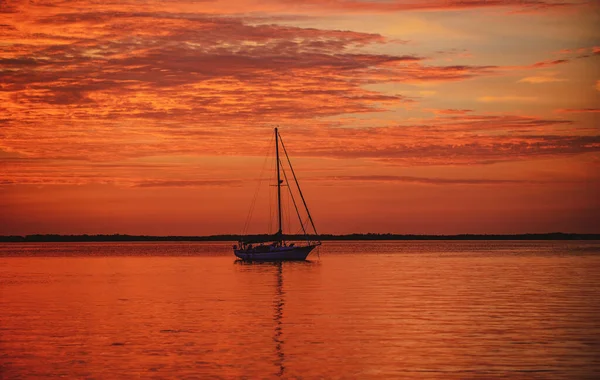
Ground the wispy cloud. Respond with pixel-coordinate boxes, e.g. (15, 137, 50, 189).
(271, 114, 595, 165)
(0, 5, 596, 173)
(134, 179, 244, 188)
(477, 96, 538, 103)
(426, 109, 473, 115)
(321, 175, 578, 185)
(0, 7, 517, 168)
(2, 0, 587, 16)
(555, 45, 600, 59)
(555, 108, 600, 113)
(530, 59, 570, 68)
(518, 72, 567, 84)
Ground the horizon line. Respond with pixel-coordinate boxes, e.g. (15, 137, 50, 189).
(1, 232, 599, 242)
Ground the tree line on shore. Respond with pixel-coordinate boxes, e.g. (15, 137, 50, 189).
(1, 232, 598, 242)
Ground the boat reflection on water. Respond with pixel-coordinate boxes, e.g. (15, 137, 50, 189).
(234, 259, 319, 377)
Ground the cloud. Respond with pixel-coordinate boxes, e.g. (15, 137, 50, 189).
(0, 8, 511, 166)
(555, 46, 600, 56)
(518, 72, 567, 83)
(2, 112, 590, 187)
(531, 59, 570, 68)
(1, 0, 598, 189)
(322, 175, 576, 185)
(318, 0, 581, 13)
(134, 179, 243, 188)
(262, 114, 593, 166)
(1, 0, 587, 17)
(518, 76, 564, 84)
(0, 12, 428, 135)
(477, 96, 538, 103)
(426, 109, 473, 115)
(302, 134, 600, 165)
(555, 108, 600, 113)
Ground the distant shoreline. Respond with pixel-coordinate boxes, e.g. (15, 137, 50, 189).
(1, 233, 598, 242)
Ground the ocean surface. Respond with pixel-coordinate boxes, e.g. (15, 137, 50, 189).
(1, 241, 599, 379)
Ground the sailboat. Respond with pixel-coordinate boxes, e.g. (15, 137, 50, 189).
(233, 127, 321, 261)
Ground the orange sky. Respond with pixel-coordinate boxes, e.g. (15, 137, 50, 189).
(1, 0, 599, 235)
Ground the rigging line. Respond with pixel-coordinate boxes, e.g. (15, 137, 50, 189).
(280, 156, 308, 239)
(286, 177, 292, 236)
(268, 167, 273, 235)
(279, 136, 320, 239)
(301, 217, 314, 243)
(243, 142, 270, 234)
(285, 183, 290, 236)
(268, 138, 275, 235)
(294, 218, 309, 235)
(243, 133, 275, 235)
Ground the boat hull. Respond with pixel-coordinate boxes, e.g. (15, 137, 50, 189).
(234, 245, 317, 261)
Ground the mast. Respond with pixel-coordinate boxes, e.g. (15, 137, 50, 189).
(275, 127, 283, 240)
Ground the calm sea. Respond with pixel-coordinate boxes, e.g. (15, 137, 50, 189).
(1, 241, 599, 379)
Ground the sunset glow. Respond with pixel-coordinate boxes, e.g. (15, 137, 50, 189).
(1, 0, 599, 235)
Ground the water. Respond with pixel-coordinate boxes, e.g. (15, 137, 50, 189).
(1, 241, 599, 379)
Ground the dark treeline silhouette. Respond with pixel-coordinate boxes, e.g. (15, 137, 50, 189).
(1, 232, 598, 242)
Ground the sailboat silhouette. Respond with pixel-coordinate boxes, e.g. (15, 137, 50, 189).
(234, 128, 321, 261)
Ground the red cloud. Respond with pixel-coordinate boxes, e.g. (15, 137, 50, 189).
(321, 175, 576, 185)
(426, 109, 473, 115)
(1, 1, 598, 190)
(531, 59, 569, 68)
(555, 108, 600, 113)
(2, 0, 587, 15)
(1, 9, 503, 169)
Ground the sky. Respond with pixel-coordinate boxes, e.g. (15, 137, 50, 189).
(1, 0, 599, 235)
